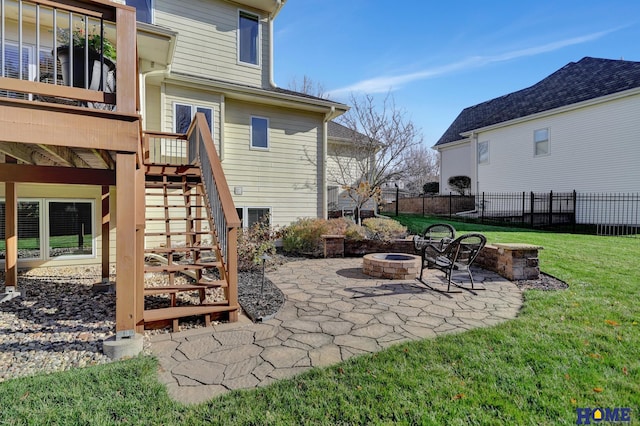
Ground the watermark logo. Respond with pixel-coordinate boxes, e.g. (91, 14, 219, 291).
(576, 407, 631, 424)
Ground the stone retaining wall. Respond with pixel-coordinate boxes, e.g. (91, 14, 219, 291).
(322, 235, 543, 281)
(475, 243, 542, 280)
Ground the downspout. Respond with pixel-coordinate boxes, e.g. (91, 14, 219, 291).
(140, 66, 170, 130)
(471, 132, 479, 195)
(268, 0, 284, 88)
(321, 107, 335, 219)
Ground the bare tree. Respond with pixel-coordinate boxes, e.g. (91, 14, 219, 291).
(287, 75, 329, 99)
(328, 92, 423, 223)
(402, 144, 439, 194)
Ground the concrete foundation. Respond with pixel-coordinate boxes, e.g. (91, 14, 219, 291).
(103, 333, 144, 360)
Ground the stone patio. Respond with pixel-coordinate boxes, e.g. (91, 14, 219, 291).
(149, 257, 523, 404)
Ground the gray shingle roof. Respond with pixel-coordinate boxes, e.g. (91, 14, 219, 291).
(435, 57, 640, 146)
(328, 121, 356, 140)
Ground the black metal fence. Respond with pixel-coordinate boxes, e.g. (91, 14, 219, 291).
(397, 191, 639, 236)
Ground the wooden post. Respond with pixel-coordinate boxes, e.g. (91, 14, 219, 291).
(227, 226, 239, 322)
(135, 165, 145, 332)
(4, 181, 17, 288)
(115, 153, 137, 337)
(101, 185, 110, 283)
(115, 7, 137, 114)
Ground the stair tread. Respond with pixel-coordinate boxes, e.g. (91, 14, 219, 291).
(144, 231, 212, 236)
(143, 304, 239, 322)
(145, 217, 208, 222)
(145, 205, 205, 208)
(144, 282, 226, 294)
(144, 264, 205, 273)
(145, 246, 216, 253)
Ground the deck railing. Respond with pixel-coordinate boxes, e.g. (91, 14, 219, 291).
(0, 0, 135, 111)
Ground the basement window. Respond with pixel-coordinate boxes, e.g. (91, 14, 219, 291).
(236, 207, 270, 228)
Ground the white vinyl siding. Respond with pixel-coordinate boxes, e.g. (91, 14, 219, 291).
(476, 93, 640, 193)
(439, 142, 473, 194)
(153, 0, 269, 87)
(223, 99, 322, 226)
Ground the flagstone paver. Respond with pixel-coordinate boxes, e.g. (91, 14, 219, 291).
(152, 258, 523, 404)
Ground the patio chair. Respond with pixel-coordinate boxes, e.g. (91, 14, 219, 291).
(419, 233, 487, 292)
(413, 223, 456, 252)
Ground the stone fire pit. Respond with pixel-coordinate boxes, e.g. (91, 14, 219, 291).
(362, 253, 420, 280)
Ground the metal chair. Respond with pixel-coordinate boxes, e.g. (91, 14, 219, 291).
(419, 233, 487, 292)
(413, 223, 456, 252)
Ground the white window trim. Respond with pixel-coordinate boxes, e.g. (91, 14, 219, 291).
(237, 206, 272, 228)
(0, 198, 96, 262)
(237, 9, 261, 68)
(250, 115, 269, 150)
(478, 140, 489, 165)
(534, 128, 550, 157)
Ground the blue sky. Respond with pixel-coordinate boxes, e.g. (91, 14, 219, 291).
(273, 0, 640, 146)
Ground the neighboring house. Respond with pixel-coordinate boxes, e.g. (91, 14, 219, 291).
(326, 121, 377, 216)
(133, 0, 348, 229)
(435, 57, 640, 195)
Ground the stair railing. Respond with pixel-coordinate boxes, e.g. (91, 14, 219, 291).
(187, 113, 240, 307)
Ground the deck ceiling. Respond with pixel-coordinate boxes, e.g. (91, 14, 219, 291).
(0, 142, 115, 170)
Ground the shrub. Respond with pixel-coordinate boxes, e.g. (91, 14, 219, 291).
(281, 218, 328, 256)
(362, 217, 408, 241)
(423, 181, 439, 194)
(237, 215, 277, 271)
(448, 175, 471, 195)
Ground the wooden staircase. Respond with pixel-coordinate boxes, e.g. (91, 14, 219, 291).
(142, 164, 239, 331)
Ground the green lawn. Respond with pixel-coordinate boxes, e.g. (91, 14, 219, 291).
(1, 215, 638, 425)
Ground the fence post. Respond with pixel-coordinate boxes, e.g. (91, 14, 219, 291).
(395, 186, 399, 217)
(521, 192, 526, 225)
(530, 192, 535, 227)
(481, 192, 485, 222)
(572, 190, 577, 233)
(549, 190, 553, 226)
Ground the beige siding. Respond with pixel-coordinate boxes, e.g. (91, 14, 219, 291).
(223, 99, 323, 226)
(439, 142, 473, 194)
(144, 83, 162, 132)
(154, 0, 269, 88)
(477, 94, 640, 193)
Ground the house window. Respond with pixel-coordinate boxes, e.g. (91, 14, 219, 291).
(0, 200, 42, 260)
(0, 199, 95, 261)
(126, 0, 153, 24)
(236, 207, 270, 228)
(250, 116, 269, 149)
(48, 201, 93, 258)
(174, 103, 213, 134)
(534, 128, 549, 156)
(478, 141, 489, 164)
(1, 43, 32, 99)
(238, 10, 260, 66)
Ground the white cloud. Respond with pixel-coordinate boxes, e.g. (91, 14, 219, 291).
(327, 29, 616, 97)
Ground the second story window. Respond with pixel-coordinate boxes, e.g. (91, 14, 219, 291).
(126, 0, 153, 24)
(238, 11, 260, 66)
(478, 141, 489, 164)
(251, 116, 269, 150)
(534, 128, 549, 156)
